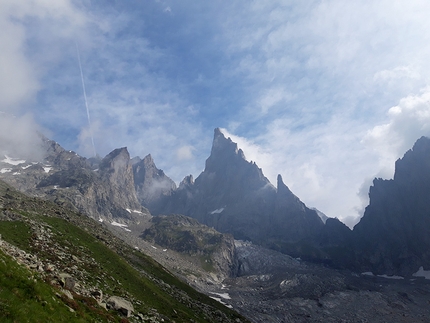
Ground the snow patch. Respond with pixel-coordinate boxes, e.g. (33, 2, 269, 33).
(413, 266, 430, 279)
(360, 272, 403, 279)
(1, 155, 26, 165)
(151, 246, 157, 250)
(0, 168, 12, 173)
(111, 221, 128, 228)
(377, 274, 404, 280)
(361, 272, 374, 276)
(209, 296, 233, 309)
(43, 167, 52, 173)
(111, 221, 131, 232)
(21, 165, 31, 170)
(126, 208, 143, 214)
(210, 208, 224, 214)
(12, 172, 21, 175)
(210, 292, 231, 300)
(98, 218, 103, 223)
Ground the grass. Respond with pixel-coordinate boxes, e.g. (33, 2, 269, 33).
(0, 221, 32, 252)
(0, 250, 120, 322)
(0, 183, 248, 322)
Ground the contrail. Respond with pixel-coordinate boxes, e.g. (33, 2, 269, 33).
(75, 42, 96, 157)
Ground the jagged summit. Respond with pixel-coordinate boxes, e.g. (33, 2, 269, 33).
(154, 128, 325, 255)
(352, 136, 430, 275)
(133, 153, 176, 211)
(179, 174, 194, 189)
(393, 136, 430, 184)
(276, 174, 294, 195)
(207, 128, 246, 171)
(100, 147, 131, 172)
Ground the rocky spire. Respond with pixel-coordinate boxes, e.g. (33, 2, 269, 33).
(133, 154, 176, 212)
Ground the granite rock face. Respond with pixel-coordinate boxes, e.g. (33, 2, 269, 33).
(0, 140, 149, 223)
(352, 136, 430, 276)
(155, 129, 324, 255)
(133, 154, 176, 211)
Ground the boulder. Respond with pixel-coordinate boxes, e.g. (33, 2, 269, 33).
(106, 296, 134, 317)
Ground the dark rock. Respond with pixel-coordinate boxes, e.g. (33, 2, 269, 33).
(133, 154, 176, 211)
(59, 273, 76, 291)
(352, 136, 430, 276)
(154, 128, 324, 257)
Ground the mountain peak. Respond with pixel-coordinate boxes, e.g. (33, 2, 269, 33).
(211, 128, 245, 160)
(142, 154, 155, 166)
(103, 147, 129, 161)
(412, 136, 430, 153)
(394, 136, 430, 184)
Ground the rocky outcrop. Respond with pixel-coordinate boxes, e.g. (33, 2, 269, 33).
(96, 147, 145, 221)
(352, 136, 430, 276)
(133, 154, 176, 211)
(141, 214, 238, 280)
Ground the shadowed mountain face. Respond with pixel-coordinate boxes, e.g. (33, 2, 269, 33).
(153, 128, 324, 253)
(352, 136, 430, 276)
(133, 154, 176, 211)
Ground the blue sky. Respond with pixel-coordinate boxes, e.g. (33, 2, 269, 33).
(2, 0, 430, 226)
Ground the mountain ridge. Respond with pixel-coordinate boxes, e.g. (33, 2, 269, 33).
(3, 129, 430, 276)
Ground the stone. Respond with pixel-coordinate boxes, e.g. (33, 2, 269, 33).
(106, 296, 134, 317)
(44, 263, 55, 272)
(59, 273, 76, 291)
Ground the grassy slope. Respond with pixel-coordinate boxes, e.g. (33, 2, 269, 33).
(0, 181, 248, 323)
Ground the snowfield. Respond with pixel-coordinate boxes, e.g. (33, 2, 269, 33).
(1, 156, 26, 165)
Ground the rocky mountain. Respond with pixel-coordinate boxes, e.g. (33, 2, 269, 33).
(153, 128, 324, 257)
(0, 137, 149, 223)
(3, 130, 430, 322)
(132, 154, 176, 211)
(352, 136, 430, 276)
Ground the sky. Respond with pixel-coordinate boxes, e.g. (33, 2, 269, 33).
(2, 0, 430, 227)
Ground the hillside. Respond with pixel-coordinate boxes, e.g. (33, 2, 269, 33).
(0, 180, 249, 323)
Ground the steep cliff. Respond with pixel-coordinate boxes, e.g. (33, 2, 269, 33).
(353, 136, 430, 275)
(133, 154, 176, 211)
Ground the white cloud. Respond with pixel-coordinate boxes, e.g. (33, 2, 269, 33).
(364, 88, 430, 171)
(258, 87, 294, 114)
(0, 7, 39, 111)
(176, 146, 195, 161)
(0, 113, 45, 161)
